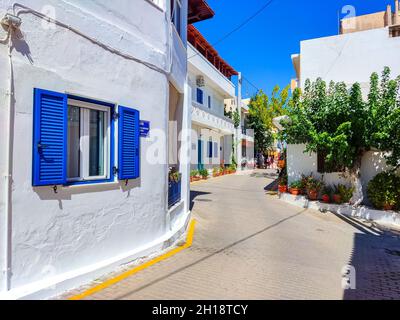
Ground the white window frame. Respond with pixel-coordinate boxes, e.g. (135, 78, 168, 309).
(67, 99, 111, 183)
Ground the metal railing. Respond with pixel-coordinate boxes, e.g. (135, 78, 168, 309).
(168, 179, 182, 209)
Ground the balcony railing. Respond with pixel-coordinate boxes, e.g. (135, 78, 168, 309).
(168, 179, 182, 209)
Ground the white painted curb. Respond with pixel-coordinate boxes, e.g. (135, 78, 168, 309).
(279, 192, 400, 228)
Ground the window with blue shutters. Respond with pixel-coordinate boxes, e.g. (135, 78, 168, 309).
(32, 89, 116, 187)
(118, 106, 140, 180)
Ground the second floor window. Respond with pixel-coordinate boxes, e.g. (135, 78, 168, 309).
(208, 96, 212, 109)
(196, 88, 204, 105)
(171, 0, 182, 37)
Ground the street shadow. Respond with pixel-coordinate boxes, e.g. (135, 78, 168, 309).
(264, 179, 279, 192)
(190, 190, 211, 211)
(342, 221, 400, 300)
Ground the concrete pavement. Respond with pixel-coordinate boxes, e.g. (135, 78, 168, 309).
(64, 170, 400, 300)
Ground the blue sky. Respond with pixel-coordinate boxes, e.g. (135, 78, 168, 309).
(195, 0, 394, 98)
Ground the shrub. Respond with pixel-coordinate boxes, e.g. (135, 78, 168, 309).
(367, 172, 400, 210)
(190, 170, 199, 177)
(337, 184, 355, 203)
(199, 169, 209, 179)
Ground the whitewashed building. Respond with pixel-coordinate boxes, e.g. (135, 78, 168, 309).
(0, 0, 214, 299)
(187, 25, 238, 172)
(286, 0, 400, 198)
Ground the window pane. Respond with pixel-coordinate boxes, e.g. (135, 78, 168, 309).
(67, 106, 80, 179)
(89, 110, 105, 177)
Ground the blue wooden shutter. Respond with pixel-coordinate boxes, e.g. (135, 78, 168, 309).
(196, 88, 203, 104)
(32, 89, 68, 186)
(118, 106, 140, 180)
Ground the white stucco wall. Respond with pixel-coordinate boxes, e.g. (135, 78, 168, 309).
(300, 27, 400, 95)
(0, 0, 189, 299)
(287, 144, 393, 203)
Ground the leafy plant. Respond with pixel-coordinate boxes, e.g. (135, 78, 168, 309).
(248, 86, 290, 153)
(337, 184, 355, 203)
(169, 167, 181, 182)
(306, 177, 324, 192)
(290, 181, 303, 189)
(190, 170, 199, 178)
(199, 169, 209, 179)
(322, 186, 333, 196)
(279, 175, 288, 187)
(280, 68, 400, 206)
(233, 109, 241, 129)
(367, 172, 400, 210)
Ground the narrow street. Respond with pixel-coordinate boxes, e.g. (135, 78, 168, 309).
(75, 170, 400, 300)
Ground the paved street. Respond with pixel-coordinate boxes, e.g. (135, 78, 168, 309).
(68, 170, 400, 300)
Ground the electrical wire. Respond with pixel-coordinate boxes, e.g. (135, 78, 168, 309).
(188, 0, 275, 60)
(12, 3, 172, 75)
(243, 76, 260, 92)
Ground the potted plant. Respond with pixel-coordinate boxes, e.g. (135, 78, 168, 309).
(169, 167, 181, 183)
(290, 181, 302, 196)
(199, 169, 209, 180)
(337, 184, 355, 204)
(213, 167, 220, 178)
(229, 164, 237, 174)
(190, 170, 198, 183)
(300, 174, 312, 195)
(306, 177, 324, 201)
(321, 186, 332, 204)
(278, 175, 288, 193)
(219, 167, 225, 176)
(332, 185, 343, 204)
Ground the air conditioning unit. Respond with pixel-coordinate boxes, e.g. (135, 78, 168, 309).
(196, 76, 205, 87)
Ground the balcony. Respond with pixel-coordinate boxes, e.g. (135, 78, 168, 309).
(168, 168, 182, 209)
(192, 102, 234, 134)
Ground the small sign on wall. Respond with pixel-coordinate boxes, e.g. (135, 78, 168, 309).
(140, 120, 150, 138)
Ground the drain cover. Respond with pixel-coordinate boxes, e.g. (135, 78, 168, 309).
(195, 199, 213, 202)
(385, 249, 400, 257)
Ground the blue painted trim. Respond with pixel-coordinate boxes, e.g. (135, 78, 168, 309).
(68, 94, 116, 108)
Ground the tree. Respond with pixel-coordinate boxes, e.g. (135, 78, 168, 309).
(248, 85, 289, 153)
(280, 67, 400, 206)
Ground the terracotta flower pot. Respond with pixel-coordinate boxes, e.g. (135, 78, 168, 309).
(333, 194, 342, 204)
(278, 185, 288, 193)
(308, 190, 318, 201)
(322, 194, 330, 203)
(291, 188, 301, 196)
(383, 204, 394, 211)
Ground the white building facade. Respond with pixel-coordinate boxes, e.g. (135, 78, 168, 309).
(187, 25, 237, 172)
(0, 0, 202, 299)
(287, 1, 400, 200)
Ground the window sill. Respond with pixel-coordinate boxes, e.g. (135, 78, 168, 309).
(63, 181, 120, 190)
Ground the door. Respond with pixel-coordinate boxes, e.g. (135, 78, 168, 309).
(198, 139, 204, 170)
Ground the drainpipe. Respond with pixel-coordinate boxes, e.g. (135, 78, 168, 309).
(2, 28, 13, 292)
(1, 14, 19, 292)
